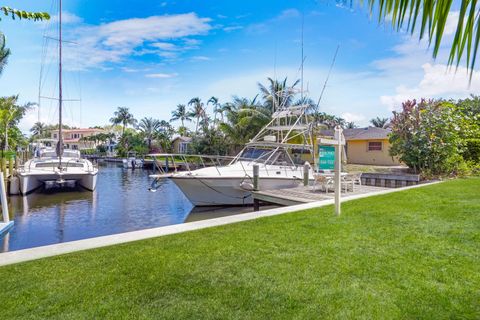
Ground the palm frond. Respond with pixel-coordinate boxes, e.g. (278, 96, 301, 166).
(353, 0, 479, 78)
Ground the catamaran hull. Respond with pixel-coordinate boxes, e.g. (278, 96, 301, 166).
(170, 176, 301, 206)
(17, 172, 98, 195)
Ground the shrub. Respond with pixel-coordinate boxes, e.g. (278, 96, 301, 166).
(389, 99, 465, 176)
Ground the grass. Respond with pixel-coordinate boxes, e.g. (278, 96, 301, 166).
(1, 179, 479, 319)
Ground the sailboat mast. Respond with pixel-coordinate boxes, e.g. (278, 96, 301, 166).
(58, 0, 63, 167)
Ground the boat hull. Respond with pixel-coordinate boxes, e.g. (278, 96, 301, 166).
(17, 171, 98, 195)
(170, 175, 300, 206)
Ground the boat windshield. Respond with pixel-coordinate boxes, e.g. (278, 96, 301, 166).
(40, 150, 80, 159)
(238, 147, 295, 166)
(239, 148, 271, 161)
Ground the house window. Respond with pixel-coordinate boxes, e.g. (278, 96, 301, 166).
(179, 142, 189, 154)
(72, 145, 78, 150)
(53, 133, 58, 139)
(368, 141, 382, 151)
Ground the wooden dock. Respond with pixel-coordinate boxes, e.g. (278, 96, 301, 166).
(252, 184, 390, 206)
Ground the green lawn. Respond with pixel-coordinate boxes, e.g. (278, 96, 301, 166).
(1, 179, 479, 319)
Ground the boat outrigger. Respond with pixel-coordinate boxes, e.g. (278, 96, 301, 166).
(149, 103, 316, 206)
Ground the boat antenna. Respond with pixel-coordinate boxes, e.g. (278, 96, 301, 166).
(57, 0, 64, 168)
(315, 44, 339, 111)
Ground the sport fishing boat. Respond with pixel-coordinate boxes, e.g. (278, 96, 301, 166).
(149, 104, 315, 206)
(16, 2, 98, 195)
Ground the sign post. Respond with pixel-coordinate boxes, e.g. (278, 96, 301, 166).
(318, 125, 344, 216)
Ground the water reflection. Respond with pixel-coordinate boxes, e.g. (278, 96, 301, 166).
(1, 163, 194, 252)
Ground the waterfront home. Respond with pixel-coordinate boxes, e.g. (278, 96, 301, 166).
(171, 136, 192, 154)
(49, 128, 105, 150)
(318, 127, 401, 166)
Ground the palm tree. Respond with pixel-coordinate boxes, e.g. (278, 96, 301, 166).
(0, 95, 32, 151)
(0, 33, 11, 76)
(208, 96, 221, 124)
(110, 107, 136, 137)
(370, 117, 389, 128)
(138, 117, 161, 151)
(345, 121, 358, 129)
(188, 97, 205, 134)
(219, 96, 271, 147)
(170, 104, 191, 129)
(258, 77, 299, 112)
(363, 0, 479, 75)
(30, 122, 46, 137)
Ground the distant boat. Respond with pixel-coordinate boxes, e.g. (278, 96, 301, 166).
(122, 152, 143, 169)
(17, 0, 98, 194)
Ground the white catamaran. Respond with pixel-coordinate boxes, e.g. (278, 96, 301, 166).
(17, 1, 98, 195)
(150, 103, 315, 206)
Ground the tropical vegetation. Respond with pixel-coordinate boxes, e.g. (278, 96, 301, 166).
(389, 96, 480, 177)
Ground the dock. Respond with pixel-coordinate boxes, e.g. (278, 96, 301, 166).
(252, 184, 390, 206)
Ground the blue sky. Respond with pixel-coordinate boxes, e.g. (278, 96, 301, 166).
(0, 0, 478, 132)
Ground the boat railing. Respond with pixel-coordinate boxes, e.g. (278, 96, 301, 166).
(147, 153, 307, 178)
(20, 157, 96, 173)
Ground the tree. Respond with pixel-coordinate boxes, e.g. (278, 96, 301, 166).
(0, 95, 32, 150)
(188, 97, 205, 134)
(138, 117, 160, 151)
(311, 112, 345, 129)
(0, 7, 50, 21)
(208, 96, 221, 124)
(170, 104, 191, 129)
(360, 0, 479, 76)
(370, 117, 389, 128)
(156, 120, 174, 152)
(30, 122, 46, 137)
(0, 33, 10, 75)
(258, 77, 299, 112)
(219, 96, 271, 149)
(389, 99, 465, 176)
(110, 107, 136, 137)
(345, 121, 358, 129)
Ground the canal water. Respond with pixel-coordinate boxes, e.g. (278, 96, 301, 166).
(0, 162, 259, 252)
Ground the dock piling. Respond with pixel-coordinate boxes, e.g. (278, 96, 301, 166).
(303, 163, 309, 186)
(8, 157, 13, 177)
(253, 164, 259, 191)
(253, 164, 260, 211)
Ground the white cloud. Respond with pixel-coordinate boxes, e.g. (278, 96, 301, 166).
(223, 26, 243, 32)
(151, 42, 177, 50)
(190, 56, 211, 61)
(145, 73, 178, 78)
(277, 9, 301, 19)
(49, 11, 83, 24)
(61, 13, 211, 69)
(341, 112, 367, 124)
(380, 63, 480, 110)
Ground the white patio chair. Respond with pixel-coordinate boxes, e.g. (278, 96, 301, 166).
(313, 174, 334, 193)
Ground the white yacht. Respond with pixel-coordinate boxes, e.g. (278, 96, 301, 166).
(150, 104, 315, 206)
(17, 146, 98, 195)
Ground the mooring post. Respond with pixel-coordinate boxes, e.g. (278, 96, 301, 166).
(8, 157, 13, 178)
(253, 164, 260, 211)
(303, 163, 309, 187)
(0, 172, 9, 223)
(253, 164, 259, 191)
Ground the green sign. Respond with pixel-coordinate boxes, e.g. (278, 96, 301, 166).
(318, 145, 335, 170)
